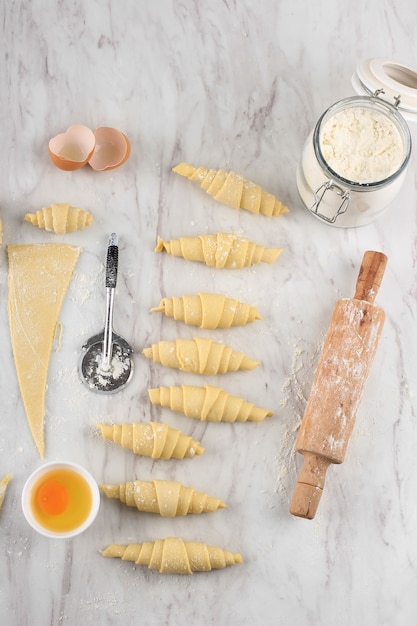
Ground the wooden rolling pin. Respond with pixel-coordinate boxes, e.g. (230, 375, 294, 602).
(290, 250, 387, 519)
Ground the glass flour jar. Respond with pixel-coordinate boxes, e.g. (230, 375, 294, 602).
(296, 58, 417, 227)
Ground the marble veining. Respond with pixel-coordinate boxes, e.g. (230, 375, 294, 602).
(1, 1, 417, 625)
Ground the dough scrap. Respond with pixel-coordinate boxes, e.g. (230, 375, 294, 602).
(148, 385, 273, 422)
(8, 244, 81, 456)
(99, 479, 225, 516)
(0, 474, 11, 511)
(97, 422, 204, 459)
(155, 233, 282, 269)
(142, 337, 260, 374)
(173, 162, 289, 217)
(24, 203, 93, 234)
(150, 292, 261, 329)
(102, 537, 242, 574)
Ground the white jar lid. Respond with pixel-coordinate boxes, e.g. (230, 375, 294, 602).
(352, 58, 417, 122)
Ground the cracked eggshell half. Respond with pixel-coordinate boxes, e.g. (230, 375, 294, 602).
(48, 124, 96, 171)
(87, 126, 131, 171)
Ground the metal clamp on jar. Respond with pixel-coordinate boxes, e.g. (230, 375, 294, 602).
(296, 58, 417, 227)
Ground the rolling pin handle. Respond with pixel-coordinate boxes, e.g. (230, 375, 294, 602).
(290, 453, 331, 520)
(354, 250, 387, 303)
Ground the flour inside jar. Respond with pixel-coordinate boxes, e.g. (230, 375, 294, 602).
(319, 106, 404, 183)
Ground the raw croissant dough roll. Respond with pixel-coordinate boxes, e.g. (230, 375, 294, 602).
(148, 385, 273, 422)
(99, 479, 225, 516)
(97, 422, 204, 459)
(24, 203, 93, 234)
(102, 537, 242, 574)
(0, 474, 11, 511)
(155, 232, 282, 268)
(173, 162, 289, 217)
(142, 337, 260, 374)
(151, 292, 261, 329)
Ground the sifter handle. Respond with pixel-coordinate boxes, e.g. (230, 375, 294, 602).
(354, 250, 387, 303)
(106, 233, 119, 289)
(102, 233, 119, 370)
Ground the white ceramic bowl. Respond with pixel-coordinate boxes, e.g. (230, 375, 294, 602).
(21, 461, 100, 539)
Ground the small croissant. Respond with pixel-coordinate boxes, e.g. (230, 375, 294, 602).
(0, 473, 11, 511)
(148, 385, 273, 422)
(155, 233, 282, 268)
(99, 479, 225, 516)
(97, 421, 204, 459)
(102, 537, 242, 574)
(142, 337, 260, 375)
(173, 162, 288, 217)
(151, 292, 261, 329)
(24, 203, 93, 234)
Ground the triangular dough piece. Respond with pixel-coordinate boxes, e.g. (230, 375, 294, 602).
(7, 244, 81, 457)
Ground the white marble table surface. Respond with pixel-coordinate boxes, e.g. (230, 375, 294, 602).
(1, 1, 417, 625)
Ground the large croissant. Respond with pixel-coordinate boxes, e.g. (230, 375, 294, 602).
(99, 479, 225, 516)
(148, 385, 273, 422)
(151, 292, 261, 329)
(155, 232, 282, 268)
(173, 163, 288, 217)
(102, 537, 242, 574)
(97, 422, 204, 459)
(142, 337, 259, 374)
(24, 203, 93, 234)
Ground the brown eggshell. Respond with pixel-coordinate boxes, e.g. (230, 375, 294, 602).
(48, 125, 96, 171)
(88, 127, 131, 171)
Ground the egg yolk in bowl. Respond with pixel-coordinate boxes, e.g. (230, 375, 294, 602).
(30, 468, 92, 533)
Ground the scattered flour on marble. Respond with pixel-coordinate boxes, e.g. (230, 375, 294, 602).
(273, 337, 322, 503)
(79, 593, 134, 614)
(69, 266, 105, 307)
